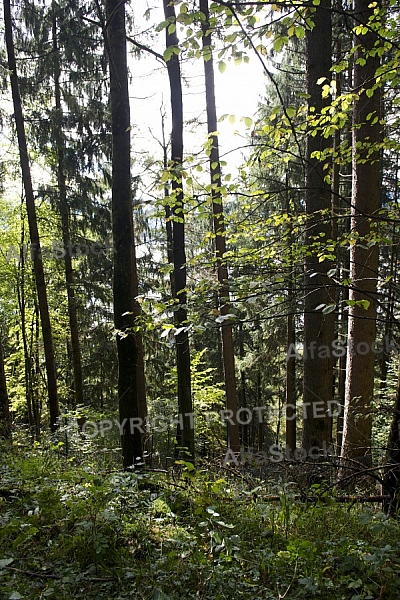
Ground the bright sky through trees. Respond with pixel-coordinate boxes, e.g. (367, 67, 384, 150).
(130, 2, 267, 184)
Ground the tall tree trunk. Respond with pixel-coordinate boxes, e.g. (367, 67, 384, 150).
(4, 0, 59, 430)
(238, 325, 247, 449)
(163, 0, 195, 459)
(335, 61, 353, 455)
(286, 177, 296, 454)
(161, 110, 176, 298)
(131, 245, 148, 441)
(0, 334, 11, 439)
(383, 359, 400, 514)
(52, 6, 84, 408)
(340, 0, 381, 465)
(379, 240, 396, 396)
(106, 0, 142, 468)
(200, 0, 240, 452)
(16, 231, 34, 433)
(302, 0, 335, 451)
(257, 369, 264, 451)
(32, 299, 42, 438)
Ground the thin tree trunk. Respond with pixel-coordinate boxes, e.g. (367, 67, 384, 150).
(163, 0, 195, 459)
(238, 325, 247, 449)
(106, 0, 142, 468)
(383, 359, 400, 514)
(161, 111, 176, 297)
(286, 291, 296, 453)
(379, 241, 396, 395)
(0, 334, 11, 439)
(200, 0, 240, 452)
(286, 177, 296, 454)
(302, 0, 335, 451)
(16, 230, 34, 433)
(257, 369, 263, 451)
(4, 0, 59, 430)
(32, 299, 41, 438)
(52, 6, 84, 408)
(131, 244, 148, 440)
(340, 0, 381, 465)
(332, 65, 344, 454)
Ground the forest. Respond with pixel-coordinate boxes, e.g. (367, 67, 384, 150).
(1, 0, 400, 598)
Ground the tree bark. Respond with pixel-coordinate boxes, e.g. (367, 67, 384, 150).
(340, 0, 381, 465)
(131, 242, 148, 442)
(163, 0, 195, 459)
(0, 334, 11, 439)
(383, 359, 400, 515)
(302, 0, 335, 451)
(106, 0, 143, 468)
(4, 0, 59, 430)
(286, 177, 296, 454)
(200, 0, 240, 452)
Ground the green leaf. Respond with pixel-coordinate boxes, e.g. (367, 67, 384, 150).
(286, 107, 296, 118)
(273, 37, 283, 53)
(218, 61, 227, 73)
(163, 47, 173, 62)
(359, 299, 370, 310)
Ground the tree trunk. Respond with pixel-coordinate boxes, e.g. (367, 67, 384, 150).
(200, 0, 240, 452)
(379, 241, 396, 397)
(4, 0, 59, 431)
(286, 177, 296, 454)
(302, 0, 335, 451)
(383, 359, 400, 515)
(106, 0, 142, 468)
(257, 369, 264, 451)
(0, 335, 11, 439)
(340, 0, 381, 465)
(163, 0, 195, 459)
(52, 6, 84, 408)
(131, 242, 148, 443)
(16, 235, 34, 433)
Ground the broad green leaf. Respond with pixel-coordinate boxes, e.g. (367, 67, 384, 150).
(273, 37, 283, 52)
(218, 61, 227, 73)
(163, 47, 173, 62)
(286, 107, 296, 118)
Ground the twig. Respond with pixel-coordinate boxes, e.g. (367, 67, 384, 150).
(4, 566, 61, 580)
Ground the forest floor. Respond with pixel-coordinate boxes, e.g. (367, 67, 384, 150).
(1, 432, 400, 600)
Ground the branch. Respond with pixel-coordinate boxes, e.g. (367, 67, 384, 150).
(126, 36, 165, 63)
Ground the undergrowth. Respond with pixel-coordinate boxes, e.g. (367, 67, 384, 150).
(0, 438, 399, 599)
